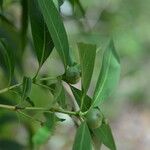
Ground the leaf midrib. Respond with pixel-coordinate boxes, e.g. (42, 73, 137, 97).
(93, 51, 112, 106)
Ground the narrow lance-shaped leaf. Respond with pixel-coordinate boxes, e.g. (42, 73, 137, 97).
(0, 39, 15, 85)
(91, 40, 120, 107)
(29, 0, 54, 66)
(22, 76, 32, 100)
(52, 0, 59, 10)
(70, 85, 91, 111)
(78, 43, 96, 94)
(73, 122, 92, 150)
(37, 0, 70, 68)
(93, 121, 116, 150)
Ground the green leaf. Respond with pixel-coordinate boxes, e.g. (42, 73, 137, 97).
(37, 0, 70, 67)
(22, 76, 32, 100)
(75, 0, 86, 18)
(56, 85, 67, 109)
(29, 0, 54, 66)
(52, 0, 59, 9)
(70, 85, 91, 111)
(32, 113, 57, 146)
(30, 84, 53, 108)
(93, 121, 116, 150)
(73, 122, 92, 150)
(0, 39, 15, 85)
(77, 43, 96, 94)
(91, 133, 102, 150)
(92, 40, 120, 107)
(51, 81, 67, 109)
(20, 0, 28, 50)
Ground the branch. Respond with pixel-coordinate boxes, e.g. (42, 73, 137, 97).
(0, 104, 78, 116)
(0, 83, 22, 94)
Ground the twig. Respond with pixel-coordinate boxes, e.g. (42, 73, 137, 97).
(0, 83, 22, 94)
(0, 104, 79, 116)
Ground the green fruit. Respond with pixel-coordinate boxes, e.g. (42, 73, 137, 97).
(86, 108, 103, 129)
(63, 64, 81, 84)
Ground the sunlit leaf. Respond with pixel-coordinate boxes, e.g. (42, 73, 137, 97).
(93, 121, 116, 150)
(78, 43, 96, 94)
(73, 122, 92, 150)
(37, 0, 70, 67)
(29, 0, 54, 66)
(92, 40, 120, 107)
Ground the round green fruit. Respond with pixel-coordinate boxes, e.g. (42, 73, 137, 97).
(63, 64, 80, 84)
(85, 108, 103, 129)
